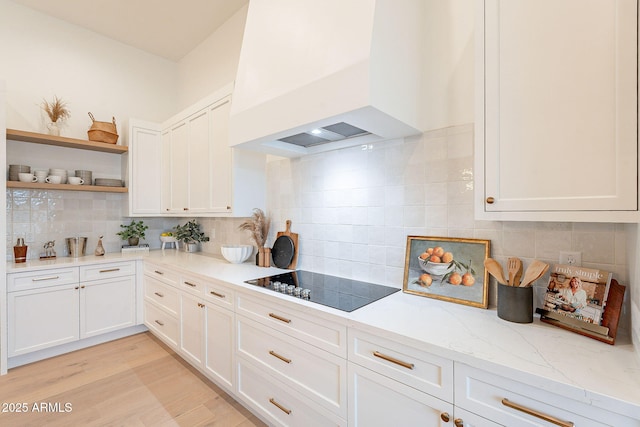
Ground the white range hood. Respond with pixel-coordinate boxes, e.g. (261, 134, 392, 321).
(229, 0, 425, 157)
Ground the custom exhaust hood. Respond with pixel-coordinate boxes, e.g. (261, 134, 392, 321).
(229, 0, 425, 157)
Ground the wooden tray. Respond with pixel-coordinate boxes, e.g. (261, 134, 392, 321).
(537, 279, 625, 345)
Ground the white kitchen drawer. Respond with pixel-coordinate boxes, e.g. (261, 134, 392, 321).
(179, 272, 206, 296)
(144, 301, 179, 349)
(237, 358, 347, 427)
(143, 262, 180, 287)
(8, 267, 79, 292)
(236, 293, 347, 357)
(455, 363, 640, 427)
(349, 328, 453, 403)
(144, 275, 179, 316)
(204, 278, 234, 309)
(80, 261, 135, 282)
(348, 362, 454, 427)
(237, 316, 347, 418)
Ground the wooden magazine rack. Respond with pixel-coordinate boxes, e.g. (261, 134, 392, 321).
(537, 279, 625, 345)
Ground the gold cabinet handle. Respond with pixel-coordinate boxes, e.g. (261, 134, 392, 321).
(269, 350, 292, 364)
(486, 196, 495, 204)
(268, 313, 291, 324)
(454, 419, 464, 427)
(99, 268, 120, 273)
(74, 286, 79, 290)
(209, 291, 225, 299)
(501, 398, 574, 427)
(32, 276, 60, 281)
(154, 292, 164, 298)
(183, 207, 189, 211)
(440, 412, 450, 422)
(154, 320, 165, 326)
(197, 303, 205, 308)
(226, 206, 231, 210)
(154, 270, 164, 275)
(373, 351, 414, 370)
(269, 398, 291, 415)
(184, 281, 197, 287)
(80, 285, 85, 289)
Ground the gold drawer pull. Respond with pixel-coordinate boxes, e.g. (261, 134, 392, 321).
(154, 270, 164, 275)
(269, 350, 292, 364)
(486, 196, 495, 204)
(268, 313, 291, 324)
(154, 292, 164, 298)
(154, 320, 165, 326)
(184, 281, 197, 287)
(99, 268, 120, 273)
(373, 351, 415, 370)
(209, 291, 225, 299)
(269, 398, 291, 415)
(501, 398, 574, 427)
(32, 276, 60, 282)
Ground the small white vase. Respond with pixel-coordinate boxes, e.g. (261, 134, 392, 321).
(47, 121, 61, 136)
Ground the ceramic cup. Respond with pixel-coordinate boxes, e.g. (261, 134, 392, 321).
(67, 176, 84, 185)
(45, 175, 62, 184)
(34, 170, 47, 183)
(18, 173, 38, 183)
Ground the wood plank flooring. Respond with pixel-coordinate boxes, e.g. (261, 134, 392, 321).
(0, 332, 267, 427)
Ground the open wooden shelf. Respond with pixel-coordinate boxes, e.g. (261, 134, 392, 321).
(7, 181, 127, 193)
(6, 128, 128, 154)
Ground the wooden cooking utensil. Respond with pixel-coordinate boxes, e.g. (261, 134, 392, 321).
(484, 258, 508, 285)
(507, 257, 523, 286)
(275, 220, 298, 269)
(519, 260, 549, 287)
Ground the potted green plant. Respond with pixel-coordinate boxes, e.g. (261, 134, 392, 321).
(174, 219, 209, 252)
(116, 220, 148, 246)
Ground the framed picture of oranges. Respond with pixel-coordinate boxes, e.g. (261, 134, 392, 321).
(402, 236, 490, 308)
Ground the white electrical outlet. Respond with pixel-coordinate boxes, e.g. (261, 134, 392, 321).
(559, 251, 581, 266)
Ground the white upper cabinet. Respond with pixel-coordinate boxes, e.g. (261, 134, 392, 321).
(475, 0, 638, 222)
(127, 120, 163, 216)
(128, 83, 266, 217)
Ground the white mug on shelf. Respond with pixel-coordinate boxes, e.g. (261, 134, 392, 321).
(45, 175, 62, 184)
(18, 173, 37, 183)
(67, 177, 84, 185)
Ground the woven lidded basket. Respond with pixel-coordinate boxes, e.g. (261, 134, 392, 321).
(87, 112, 119, 144)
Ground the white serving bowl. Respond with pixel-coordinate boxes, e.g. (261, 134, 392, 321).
(221, 244, 253, 264)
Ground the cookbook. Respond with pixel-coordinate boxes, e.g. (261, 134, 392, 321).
(540, 264, 612, 326)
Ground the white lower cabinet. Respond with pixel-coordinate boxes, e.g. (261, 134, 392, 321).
(348, 362, 454, 427)
(348, 328, 455, 427)
(144, 263, 235, 393)
(237, 358, 346, 427)
(7, 261, 137, 358)
(8, 284, 79, 356)
(81, 276, 136, 338)
(454, 363, 640, 427)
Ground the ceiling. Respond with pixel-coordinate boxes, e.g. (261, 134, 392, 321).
(9, 0, 248, 61)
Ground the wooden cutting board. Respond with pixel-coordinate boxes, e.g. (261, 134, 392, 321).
(276, 220, 298, 269)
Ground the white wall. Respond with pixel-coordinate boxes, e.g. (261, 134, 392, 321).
(421, 0, 475, 131)
(176, 4, 248, 110)
(0, 0, 178, 139)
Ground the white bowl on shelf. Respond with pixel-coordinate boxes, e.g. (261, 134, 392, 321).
(160, 235, 177, 243)
(221, 245, 253, 264)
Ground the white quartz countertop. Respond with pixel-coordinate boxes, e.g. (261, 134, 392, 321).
(8, 250, 640, 417)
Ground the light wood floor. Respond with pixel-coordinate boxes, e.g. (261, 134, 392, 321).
(0, 332, 267, 427)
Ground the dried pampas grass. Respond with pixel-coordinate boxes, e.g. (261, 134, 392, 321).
(42, 96, 70, 122)
(238, 208, 270, 248)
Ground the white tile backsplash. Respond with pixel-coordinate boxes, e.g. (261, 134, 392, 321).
(5, 123, 633, 337)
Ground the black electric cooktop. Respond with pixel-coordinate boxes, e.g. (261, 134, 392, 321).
(244, 270, 400, 312)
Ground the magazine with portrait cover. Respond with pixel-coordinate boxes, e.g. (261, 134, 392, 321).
(541, 264, 612, 326)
